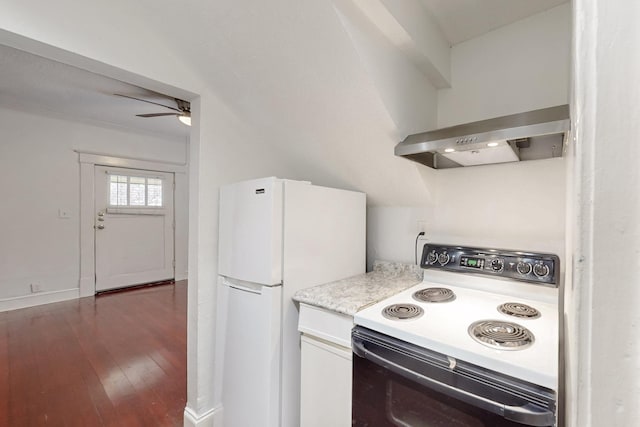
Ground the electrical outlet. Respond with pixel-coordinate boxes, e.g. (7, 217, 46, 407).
(30, 283, 42, 293)
(417, 220, 428, 233)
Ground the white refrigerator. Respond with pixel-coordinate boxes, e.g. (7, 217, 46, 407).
(216, 177, 366, 427)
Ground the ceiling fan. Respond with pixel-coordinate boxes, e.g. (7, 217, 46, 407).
(114, 94, 191, 126)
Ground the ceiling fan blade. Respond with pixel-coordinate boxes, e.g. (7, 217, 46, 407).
(136, 113, 180, 118)
(115, 93, 182, 112)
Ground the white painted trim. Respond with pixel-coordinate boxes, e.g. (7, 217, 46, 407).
(79, 277, 95, 298)
(0, 29, 199, 102)
(183, 405, 222, 427)
(79, 162, 96, 297)
(106, 207, 166, 216)
(79, 153, 184, 296)
(0, 288, 79, 312)
(104, 169, 166, 179)
(78, 151, 187, 173)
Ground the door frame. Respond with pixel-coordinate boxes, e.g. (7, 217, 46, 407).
(78, 152, 186, 297)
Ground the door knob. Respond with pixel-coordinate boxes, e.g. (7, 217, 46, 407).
(95, 224, 105, 230)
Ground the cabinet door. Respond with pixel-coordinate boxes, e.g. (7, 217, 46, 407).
(300, 335, 352, 427)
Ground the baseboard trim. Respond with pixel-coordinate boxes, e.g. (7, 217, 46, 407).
(184, 405, 222, 427)
(0, 288, 79, 312)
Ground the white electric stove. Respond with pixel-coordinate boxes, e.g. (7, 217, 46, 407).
(352, 244, 561, 427)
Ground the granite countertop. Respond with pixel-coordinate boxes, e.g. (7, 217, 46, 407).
(293, 260, 423, 316)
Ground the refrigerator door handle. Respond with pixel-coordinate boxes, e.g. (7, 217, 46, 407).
(222, 277, 264, 295)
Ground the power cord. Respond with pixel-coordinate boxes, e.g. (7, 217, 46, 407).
(415, 232, 425, 265)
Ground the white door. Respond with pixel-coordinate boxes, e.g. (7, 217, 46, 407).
(94, 166, 174, 292)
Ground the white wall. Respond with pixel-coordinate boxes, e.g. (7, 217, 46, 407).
(367, 206, 433, 270)
(438, 3, 571, 127)
(331, 0, 441, 272)
(174, 171, 189, 281)
(0, 106, 189, 307)
(366, 5, 571, 269)
(430, 4, 570, 260)
(568, 1, 640, 425)
(201, 0, 440, 207)
(431, 158, 566, 259)
(368, 158, 567, 269)
(334, 0, 438, 137)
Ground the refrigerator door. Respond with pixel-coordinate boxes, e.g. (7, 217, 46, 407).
(218, 177, 283, 285)
(218, 277, 282, 427)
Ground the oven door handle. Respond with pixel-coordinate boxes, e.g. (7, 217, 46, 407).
(353, 339, 555, 427)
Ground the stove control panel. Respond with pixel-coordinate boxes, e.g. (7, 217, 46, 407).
(420, 244, 560, 286)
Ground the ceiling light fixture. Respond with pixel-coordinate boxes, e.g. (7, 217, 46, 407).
(487, 142, 499, 147)
(178, 113, 191, 126)
(444, 148, 455, 153)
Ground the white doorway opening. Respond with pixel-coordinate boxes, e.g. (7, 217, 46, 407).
(79, 152, 186, 296)
(94, 165, 175, 292)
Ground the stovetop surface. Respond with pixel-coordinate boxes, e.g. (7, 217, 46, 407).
(353, 274, 559, 390)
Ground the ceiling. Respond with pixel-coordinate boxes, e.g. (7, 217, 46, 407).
(0, 44, 190, 140)
(0, 1, 567, 146)
(420, 0, 569, 45)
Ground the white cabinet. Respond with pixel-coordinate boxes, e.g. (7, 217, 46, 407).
(300, 335, 352, 427)
(298, 303, 353, 427)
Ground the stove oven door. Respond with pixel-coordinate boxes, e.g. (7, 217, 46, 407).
(352, 327, 557, 427)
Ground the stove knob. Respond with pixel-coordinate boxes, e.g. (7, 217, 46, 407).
(490, 258, 504, 272)
(533, 263, 550, 278)
(438, 252, 450, 265)
(516, 261, 533, 275)
(426, 250, 437, 264)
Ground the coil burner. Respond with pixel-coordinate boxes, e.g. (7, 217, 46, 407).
(382, 304, 424, 321)
(412, 287, 456, 303)
(468, 320, 535, 350)
(498, 302, 541, 319)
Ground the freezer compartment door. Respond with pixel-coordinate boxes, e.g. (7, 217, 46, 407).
(217, 277, 283, 427)
(218, 177, 283, 285)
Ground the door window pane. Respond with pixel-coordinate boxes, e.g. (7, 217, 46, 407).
(129, 177, 146, 206)
(108, 174, 164, 207)
(147, 178, 163, 207)
(110, 175, 128, 205)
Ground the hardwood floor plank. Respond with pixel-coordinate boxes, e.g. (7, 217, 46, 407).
(0, 317, 9, 427)
(6, 316, 48, 423)
(0, 281, 187, 426)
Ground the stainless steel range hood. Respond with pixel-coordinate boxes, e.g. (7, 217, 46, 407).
(395, 105, 570, 169)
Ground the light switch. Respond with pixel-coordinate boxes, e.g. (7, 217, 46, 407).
(58, 209, 72, 219)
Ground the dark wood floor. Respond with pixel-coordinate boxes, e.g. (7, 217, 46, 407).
(0, 281, 187, 427)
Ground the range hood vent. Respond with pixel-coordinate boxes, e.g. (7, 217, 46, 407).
(395, 105, 570, 169)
